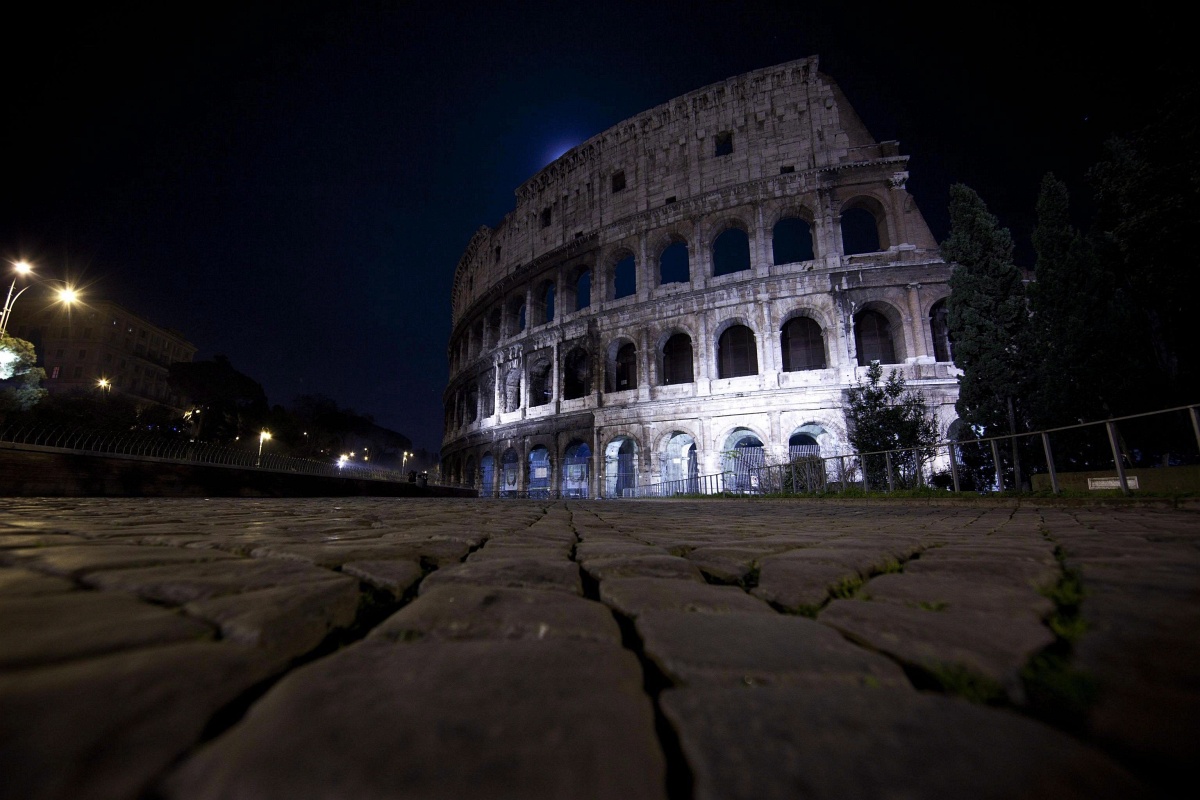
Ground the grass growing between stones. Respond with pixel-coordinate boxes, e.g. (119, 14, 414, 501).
(1020, 540, 1098, 732)
(906, 662, 1007, 704)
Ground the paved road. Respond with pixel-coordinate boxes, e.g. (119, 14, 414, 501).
(1, 497, 1196, 799)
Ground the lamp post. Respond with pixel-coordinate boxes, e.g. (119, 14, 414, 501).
(96, 377, 111, 394)
(1, 261, 33, 336)
(402, 450, 412, 471)
(256, 430, 272, 467)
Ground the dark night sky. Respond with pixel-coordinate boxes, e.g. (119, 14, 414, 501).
(1, 2, 1178, 453)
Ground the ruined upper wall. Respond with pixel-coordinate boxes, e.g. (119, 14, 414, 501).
(450, 56, 931, 323)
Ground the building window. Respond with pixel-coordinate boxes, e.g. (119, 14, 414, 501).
(717, 325, 758, 378)
(781, 317, 826, 371)
(540, 207, 552, 228)
(714, 131, 734, 157)
(614, 343, 637, 391)
(659, 241, 689, 285)
(854, 309, 898, 365)
(712, 228, 751, 277)
(611, 170, 626, 193)
(661, 333, 693, 385)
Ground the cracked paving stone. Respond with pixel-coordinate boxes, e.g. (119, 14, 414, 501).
(660, 685, 1147, 800)
(581, 554, 706, 582)
(340, 559, 423, 599)
(0, 641, 275, 800)
(820, 599, 1054, 696)
(599, 577, 774, 618)
(160, 639, 666, 800)
(0, 567, 76, 596)
(370, 584, 621, 643)
(0, 592, 213, 670)
(80, 558, 347, 604)
(860, 572, 1055, 618)
(183, 577, 360, 661)
(1, 544, 240, 577)
(419, 556, 583, 595)
(904, 555, 1060, 590)
(248, 540, 467, 568)
(751, 559, 861, 612)
(636, 610, 909, 688)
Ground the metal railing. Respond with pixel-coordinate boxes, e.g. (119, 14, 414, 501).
(631, 471, 731, 497)
(739, 403, 1200, 497)
(0, 424, 416, 484)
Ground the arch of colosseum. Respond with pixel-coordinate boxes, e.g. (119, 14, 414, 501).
(442, 56, 959, 497)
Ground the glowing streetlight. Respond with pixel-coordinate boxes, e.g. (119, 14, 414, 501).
(256, 429, 272, 466)
(96, 377, 111, 393)
(402, 450, 412, 470)
(1, 261, 34, 336)
(57, 287, 79, 304)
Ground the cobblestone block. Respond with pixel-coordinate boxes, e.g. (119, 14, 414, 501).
(161, 640, 666, 800)
(660, 685, 1146, 800)
(820, 599, 1054, 695)
(600, 577, 774, 618)
(861, 572, 1055, 618)
(582, 554, 706, 583)
(371, 584, 621, 643)
(420, 556, 583, 595)
(0, 567, 75, 596)
(0, 592, 213, 669)
(81, 558, 346, 604)
(0, 642, 274, 800)
(340, 559, 423, 599)
(2, 544, 239, 577)
(636, 610, 908, 688)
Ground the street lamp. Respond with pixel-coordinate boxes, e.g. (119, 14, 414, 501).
(402, 450, 412, 471)
(96, 377, 111, 393)
(256, 430, 272, 467)
(1, 261, 33, 336)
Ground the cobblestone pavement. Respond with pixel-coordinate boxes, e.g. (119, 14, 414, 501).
(1, 497, 1197, 800)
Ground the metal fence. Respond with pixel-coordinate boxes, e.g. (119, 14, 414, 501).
(631, 471, 731, 498)
(0, 424, 416, 484)
(741, 404, 1200, 497)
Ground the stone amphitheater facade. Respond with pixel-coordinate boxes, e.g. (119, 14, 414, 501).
(442, 56, 960, 497)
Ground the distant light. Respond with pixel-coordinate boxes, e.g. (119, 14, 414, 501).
(57, 287, 78, 303)
(259, 430, 272, 442)
(13, 261, 32, 275)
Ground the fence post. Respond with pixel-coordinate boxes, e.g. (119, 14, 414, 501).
(1041, 432, 1060, 495)
(948, 442, 960, 492)
(990, 439, 1003, 492)
(1105, 421, 1130, 495)
(885, 451, 894, 493)
(1191, 406, 1200, 455)
(838, 456, 846, 493)
(861, 458, 869, 493)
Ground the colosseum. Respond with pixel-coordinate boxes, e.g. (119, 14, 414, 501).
(442, 56, 959, 497)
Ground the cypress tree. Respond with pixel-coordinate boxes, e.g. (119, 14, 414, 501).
(941, 184, 1029, 488)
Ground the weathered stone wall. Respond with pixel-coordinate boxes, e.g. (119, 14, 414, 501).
(442, 57, 960, 496)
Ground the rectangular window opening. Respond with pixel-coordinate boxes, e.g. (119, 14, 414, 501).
(780, 165, 795, 174)
(611, 170, 626, 193)
(714, 131, 734, 157)
(540, 207, 552, 228)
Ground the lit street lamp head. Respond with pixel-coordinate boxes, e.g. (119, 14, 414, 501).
(57, 287, 79, 304)
(13, 261, 32, 275)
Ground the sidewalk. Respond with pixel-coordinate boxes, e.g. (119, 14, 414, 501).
(1, 497, 1196, 799)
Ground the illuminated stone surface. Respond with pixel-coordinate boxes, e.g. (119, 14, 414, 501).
(441, 57, 962, 499)
(1, 497, 1196, 798)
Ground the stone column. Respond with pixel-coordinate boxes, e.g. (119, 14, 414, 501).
(905, 283, 929, 359)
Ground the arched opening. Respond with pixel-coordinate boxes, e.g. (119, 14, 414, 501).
(575, 269, 591, 311)
(528, 359, 552, 407)
(772, 217, 814, 264)
(487, 307, 502, 346)
(479, 453, 495, 497)
(538, 281, 556, 325)
(788, 431, 820, 459)
(500, 448, 520, 497)
(930, 299, 953, 362)
(662, 432, 698, 490)
(717, 324, 758, 378)
(528, 446, 551, 498)
(854, 309, 898, 365)
(712, 228, 751, 277)
(607, 341, 637, 392)
(841, 200, 887, 255)
(562, 347, 591, 400)
(480, 373, 495, 417)
(605, 437, 638, 497)
(506, 296, 526, 336)
(463, 456, 477, 488)
(464, 383, 478, 423)
(613, 254, 636, 299)
(503, 365, 522, 412)
(562, 440, 591, 498)
(661, 333, 694, 385)
(660, 241, 689, 285)
(781, 316, 826, 371)
(721, 429, 765, 492)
